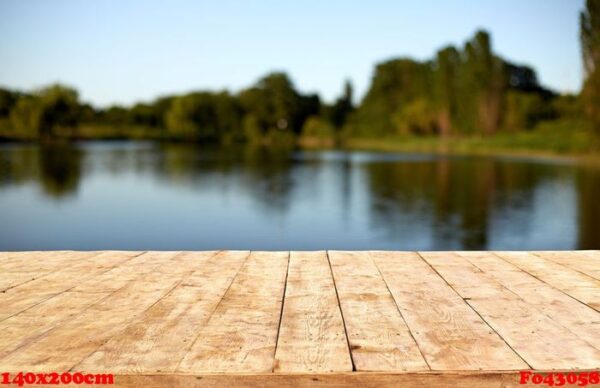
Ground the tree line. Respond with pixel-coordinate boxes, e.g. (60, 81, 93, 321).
(0, 2, 598, 143)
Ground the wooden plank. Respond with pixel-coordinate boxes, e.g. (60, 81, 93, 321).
(0, 251, 103, 291)
(456, 251, 600, 350)
(328, 251, 428, 372)
(0, 251, 141, 321)
(70, 250, 183, 293)
(0, 251, 75, 270)
(2, 249, 600, 378)
(531, 251, 600, 281)
(495, 251, 600, 312)
(177, 251, 289, 373)
(371, 251, 527, 370)
(74, 251, 250, 373)
(580, 250, 600, 258)
(0, 251, 214, 360)
(0, 290, 110, 360)
(0, 251, 210, 372)
(421, 252, 600, 370)
(273, 251, 352, 373)
(0, 251, 26, 261)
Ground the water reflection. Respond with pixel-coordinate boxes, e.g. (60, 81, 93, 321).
(577, 168, 600, 249)
(0, 144, 82, 198)
(365, 158, 580, 249)
(0, 142, 598, 250)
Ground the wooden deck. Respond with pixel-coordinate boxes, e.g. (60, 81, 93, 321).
(0, 250, 599, 387)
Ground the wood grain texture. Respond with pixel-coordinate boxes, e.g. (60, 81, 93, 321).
(177, 251, 289, 373)
(579, 250, 600, 258)
(328, 251, 428, 371)
(0, 251, 140, 321)
(75, 251, 249, 373)
(495, 251, 600, 312)
(421, 251, 600, 369)
(0, 251, 102, 291)
(273, 251, 352, 373)
(531, 251, 600, 281)
(1, 250, 599, 380)
(0, 251, 198, 372)
(0, 290, 110, 359)
(456, 251, 600, 350)
(0, 251, 91, 272)
(371, 251, 527, 370)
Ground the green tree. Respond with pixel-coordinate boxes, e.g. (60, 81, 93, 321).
(349, 59, 432, 136)
(581, 0, 600, 133)
(433, 46, 461, 136)
(165, 91, 242, 140)
(392, 98, 438, 135)
(37, 85, 81, 139)
(301, 115, 335, 140)
(9, 96, 41, 139)
(10, 85, 81, 140)
(239, 72, 306, 136)
(503, 91, 546, 131)
(460, 30, 505, 135)
(330, 80, 354, 129)
(165, 93, 215, 139)
(0, 88, 19, 118)
(237, 72, 319, 143)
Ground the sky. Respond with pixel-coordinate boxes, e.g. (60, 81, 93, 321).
(0, 0, 586, 107)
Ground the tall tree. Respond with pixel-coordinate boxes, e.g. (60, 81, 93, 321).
(239, 72, 316, 137)
(434, 46, 460, 136)
(8, 85, 80, 140)
(581, 0, 600, 133)
(0, 88, 18, 118)
(164, 92, 241, 140)
(350, 58, 432, 136)
(330, 79, 354, 129)
(461, 30, 505, 135)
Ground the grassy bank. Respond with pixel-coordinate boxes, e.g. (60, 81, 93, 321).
(326, 119, 600, 162)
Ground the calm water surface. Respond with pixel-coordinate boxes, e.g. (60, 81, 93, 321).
(1, 142, 599, 250)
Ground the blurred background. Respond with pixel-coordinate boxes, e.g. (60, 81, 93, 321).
(0, 0, 599, 250)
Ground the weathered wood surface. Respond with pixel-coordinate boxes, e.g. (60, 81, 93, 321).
(1, 250, 599, 386)
(273, 251, 352, 373)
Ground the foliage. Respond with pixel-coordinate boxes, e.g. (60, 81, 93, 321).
(0, 88, 19, 118)
(0, 28, 597, 145)
(346, 30, 546, 138)
(329, 80, 354, 129)
(502, 91, 552, 131)
(301, 116, 336, 140)
(238, 72, 318, 137)
(343, 119, 600, 156)
(581, 0, 600, 133)
(348, 58, 432, 137)
(165, 92, 242, 140)
(6, 85, 80, 140)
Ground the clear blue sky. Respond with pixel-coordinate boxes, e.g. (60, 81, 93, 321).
(0, 0, 586, 107)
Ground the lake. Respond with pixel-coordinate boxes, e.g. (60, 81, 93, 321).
(1, 142, 599, 251)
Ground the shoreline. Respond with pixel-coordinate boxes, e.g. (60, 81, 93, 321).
(2, 135, 600, 168)
(300, 136, 600, 168)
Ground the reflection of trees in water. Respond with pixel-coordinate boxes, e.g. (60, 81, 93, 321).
(39, 145, 82, 197)
(577, 168, 600, 249)
(0, 146, 39, 186)
(1, 142, 298, 212)
(0, 144, 82, 198)
(156, 143, 295, 214)
(2, 143, 600, 249)
(364, 157, 562, 250)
